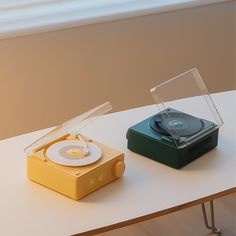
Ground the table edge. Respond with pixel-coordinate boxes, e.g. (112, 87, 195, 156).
(73, 187, 236, 236)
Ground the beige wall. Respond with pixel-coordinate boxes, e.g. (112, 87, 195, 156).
(0, 1, 235, 139)
(234, 1, 236, 87)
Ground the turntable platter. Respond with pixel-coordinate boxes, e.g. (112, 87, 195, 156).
(46, 140, 102, 166)
(150, 112, 204, 137)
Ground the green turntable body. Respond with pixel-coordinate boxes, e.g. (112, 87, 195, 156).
(126, 113, 219, 169)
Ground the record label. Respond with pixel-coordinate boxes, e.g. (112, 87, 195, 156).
(46, 140, 102, 166)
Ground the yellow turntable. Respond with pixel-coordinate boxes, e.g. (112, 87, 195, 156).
(25, 102, 125, 200)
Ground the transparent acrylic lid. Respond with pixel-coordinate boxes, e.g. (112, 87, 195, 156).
(150, 68, 223, 149)
(24, 102, 112, 156)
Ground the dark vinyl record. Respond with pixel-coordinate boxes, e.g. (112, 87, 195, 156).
(150, 111, 204, 137)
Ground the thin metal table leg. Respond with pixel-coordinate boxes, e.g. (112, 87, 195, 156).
(201, 200, 221, 235)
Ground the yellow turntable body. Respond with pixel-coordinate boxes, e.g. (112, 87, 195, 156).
(27, 136, 125, 200)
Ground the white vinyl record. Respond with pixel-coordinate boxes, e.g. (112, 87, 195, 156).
(46, 140, 102, 166)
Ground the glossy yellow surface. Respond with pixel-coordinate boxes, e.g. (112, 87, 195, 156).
(27, 138, 125, 200)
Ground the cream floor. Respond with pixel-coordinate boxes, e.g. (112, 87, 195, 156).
(98, 193, 236, 236)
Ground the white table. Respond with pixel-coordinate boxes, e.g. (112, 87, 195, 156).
(0, 90, 235, 236)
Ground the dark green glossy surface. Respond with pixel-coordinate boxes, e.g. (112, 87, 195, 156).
(127, 114, 219, 169)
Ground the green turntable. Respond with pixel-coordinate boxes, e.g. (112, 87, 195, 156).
(127, 68, 223, 169)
